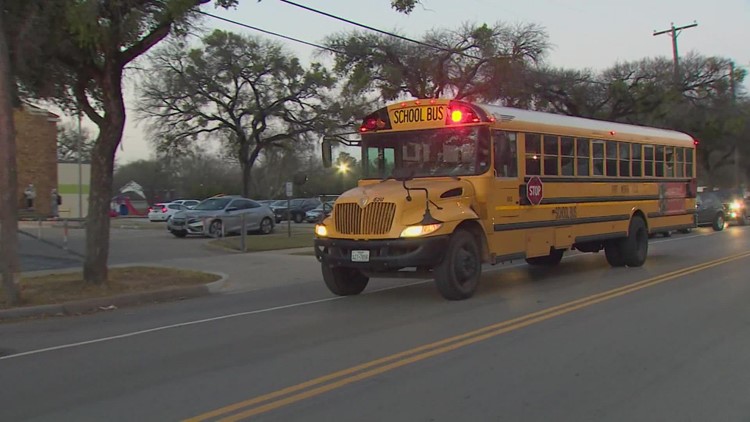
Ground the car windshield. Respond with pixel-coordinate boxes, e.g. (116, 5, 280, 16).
(362, 126, 490, 179)
(193, 197, 232, 211)
(714, 190, 741, 202)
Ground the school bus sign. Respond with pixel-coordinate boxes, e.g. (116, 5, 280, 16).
(527, 176, 544, 205)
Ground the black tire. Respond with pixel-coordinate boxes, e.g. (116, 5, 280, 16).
(321, 265, 369, 296)
(525, 248, 564, 266)
(293, 213, 304, 223)
(712, 213, 725, 231)
(620, 216, 648, 267)
(209, 220, 223, 237)
(434, 230, 482, 300)
(171, 230, 187, 238)
(604, 240, 626, 267)
(259, 217, 273, 234)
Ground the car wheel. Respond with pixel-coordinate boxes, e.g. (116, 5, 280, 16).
(171, 230, 187, 238)
(209, 220, 223, 237)
(259, 217, 273, 235)
(712, 213, 725, 231)
(293, 213, 304, 223)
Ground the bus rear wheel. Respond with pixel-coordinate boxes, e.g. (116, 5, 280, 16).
(525, 248, 564, 266)
(322, 265, 369, 296)
(605, 216, 648, 267)
(434, 230, 482, 300)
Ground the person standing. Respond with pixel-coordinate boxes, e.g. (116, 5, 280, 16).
(24, 183, 36, 210)
(51, 188, 61, 218)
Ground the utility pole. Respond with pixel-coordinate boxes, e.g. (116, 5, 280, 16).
(653, 21, 698, 85)
(729, 61, 741, 189)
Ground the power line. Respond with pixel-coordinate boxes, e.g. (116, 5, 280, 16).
(197, 11, 347, 56)
(199, 9, 610, 88)
(277, 0, 481, 60)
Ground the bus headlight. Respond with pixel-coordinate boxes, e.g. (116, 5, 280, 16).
(314, 224, 328, 237)
(400, 223, 442, 238)
(730, 201, 742, 210)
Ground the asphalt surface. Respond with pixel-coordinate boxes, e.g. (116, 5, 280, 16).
(2, 226, 750, 421)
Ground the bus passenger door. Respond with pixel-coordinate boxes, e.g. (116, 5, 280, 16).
(489, 130, 523, 259)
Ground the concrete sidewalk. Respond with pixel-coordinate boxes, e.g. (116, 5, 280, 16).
(152, 248, 321, 293)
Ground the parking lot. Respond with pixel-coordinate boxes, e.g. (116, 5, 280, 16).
(19, 218, 316, 273)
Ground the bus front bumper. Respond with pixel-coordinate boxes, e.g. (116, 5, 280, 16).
(314, 236, 450, 271)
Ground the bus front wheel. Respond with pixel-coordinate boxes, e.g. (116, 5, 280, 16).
(322, 265, 369, 296)
(434, 230, 482, 300)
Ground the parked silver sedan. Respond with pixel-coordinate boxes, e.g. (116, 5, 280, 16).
(167, 196, 275, 238)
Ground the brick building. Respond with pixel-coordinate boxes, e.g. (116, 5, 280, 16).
(14, 104, 60, 217)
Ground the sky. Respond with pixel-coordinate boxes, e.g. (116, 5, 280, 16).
(79, 0, 750, 164)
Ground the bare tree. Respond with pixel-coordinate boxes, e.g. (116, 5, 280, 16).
(139, 30, 336, 196)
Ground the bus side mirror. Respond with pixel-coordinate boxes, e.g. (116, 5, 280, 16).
(322, 138, 332, 168)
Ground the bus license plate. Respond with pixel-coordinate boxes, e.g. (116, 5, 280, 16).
(351, 250, 370, 262)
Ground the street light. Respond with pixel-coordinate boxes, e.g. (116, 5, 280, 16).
(336, 162, 349, 193)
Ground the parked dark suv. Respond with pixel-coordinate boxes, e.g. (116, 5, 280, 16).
(272, 198, 322, 223)
(696, 191, 728, 231)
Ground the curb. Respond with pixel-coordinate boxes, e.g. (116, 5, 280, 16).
(1, 270, 228, 321)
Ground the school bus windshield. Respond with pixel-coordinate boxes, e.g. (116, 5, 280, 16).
(362, 126, 490, 179)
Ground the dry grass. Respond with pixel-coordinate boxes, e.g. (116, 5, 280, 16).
(0, 266, 220, 309)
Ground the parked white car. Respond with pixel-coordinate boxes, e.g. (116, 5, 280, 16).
(148, 202, 186, 222)
(171, 199, 201, 209)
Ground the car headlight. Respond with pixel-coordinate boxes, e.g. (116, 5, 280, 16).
(400, 223, 442, 238)
(315, 224, 328, 237)
(730, 201, 742, 210)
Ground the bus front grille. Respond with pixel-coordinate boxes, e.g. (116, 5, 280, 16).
(334, 202, 396, 235)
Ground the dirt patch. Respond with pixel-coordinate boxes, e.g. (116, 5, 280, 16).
(0, 266, 220, 309)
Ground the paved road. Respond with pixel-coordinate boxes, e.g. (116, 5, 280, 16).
(2, 226, 750, 421)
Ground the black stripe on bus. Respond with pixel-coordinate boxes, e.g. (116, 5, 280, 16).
(647, 210, 696, 218)
(574, 232, 628, 243)
(535, 195, 660, 205)
(523, 176, 693, 184)
(494, 214, 630, 232)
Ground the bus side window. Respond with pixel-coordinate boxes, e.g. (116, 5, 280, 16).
(576, 138, 590, 176)
(592, 141, 605, 176)
(676, 148, 685, 177)
(644, 146, 655, 176)
(686, 148, 694, 177)
(665, 147, 675, 177)
(619, 142, 631, 177)
(655, 146, 665, 177)
(543, 135, 559, 176)
(631, 144, 642, 177)
(561, 137, 574, 176)
(493, 130, 518, 178)
(606, 141, 618, 177)
(525, 133, 541, 176)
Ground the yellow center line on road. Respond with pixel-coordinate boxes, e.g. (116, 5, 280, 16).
(186, 250, 750, 422)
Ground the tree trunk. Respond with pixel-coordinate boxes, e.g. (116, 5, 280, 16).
(82, 69, 125, 285)
(0, 14, 21, 304)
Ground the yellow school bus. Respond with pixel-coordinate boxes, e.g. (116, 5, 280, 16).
(314, 99, 697, 300)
